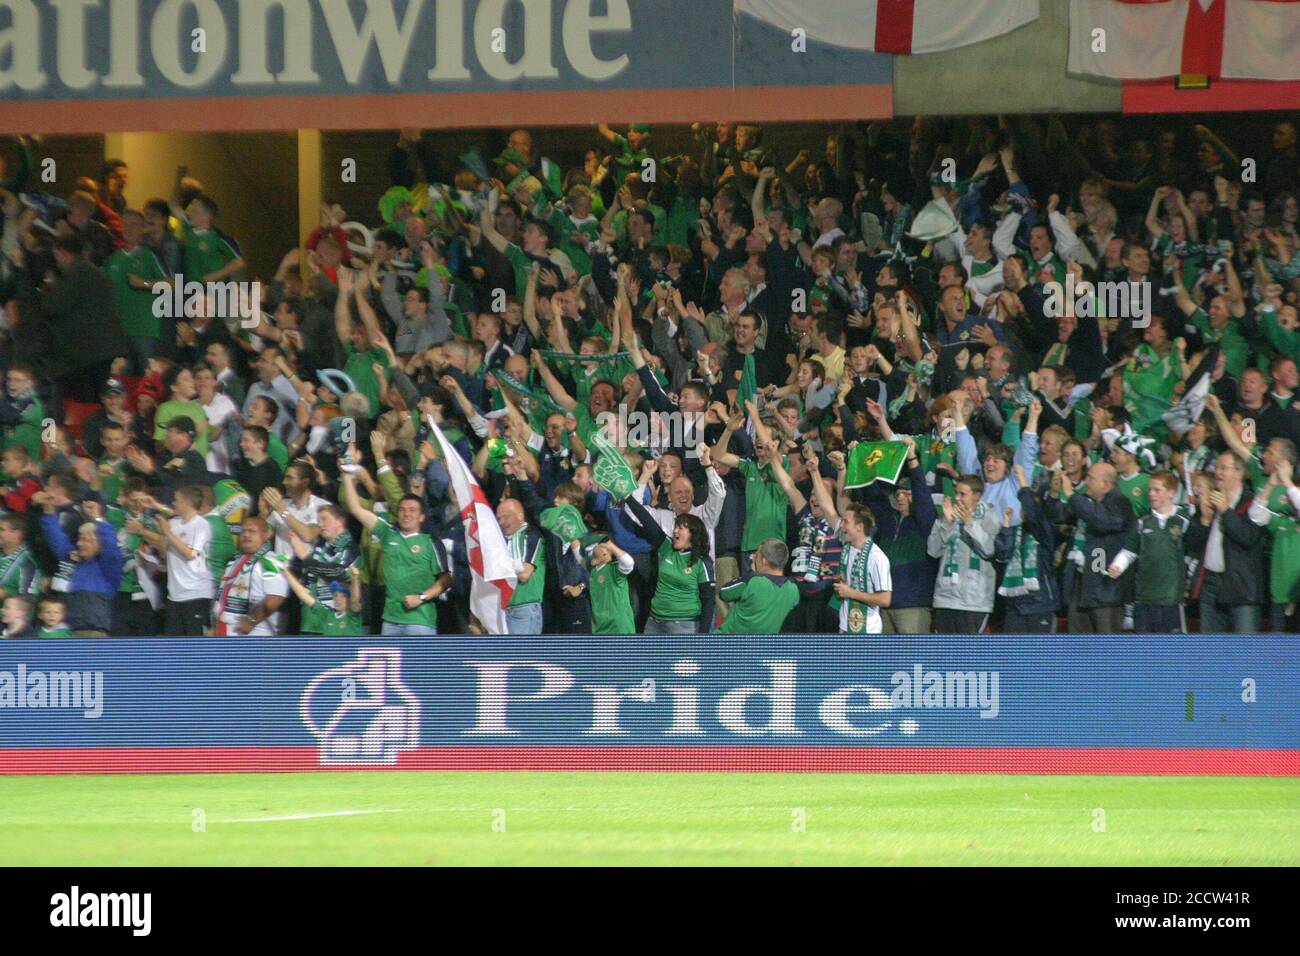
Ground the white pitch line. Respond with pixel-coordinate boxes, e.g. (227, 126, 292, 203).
(218, 809, 408, 824)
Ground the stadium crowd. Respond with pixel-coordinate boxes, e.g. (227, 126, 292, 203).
(0, 114, 1299, 637)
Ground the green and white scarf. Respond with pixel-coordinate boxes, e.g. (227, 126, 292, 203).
(1067, 514, 1086, 569)
(834, 538, 875, 629)
(943, 503, 987, 583)
(998, 524, 1041, 596)
(493, 367, 567, 416)
(538, 350, 631, 363)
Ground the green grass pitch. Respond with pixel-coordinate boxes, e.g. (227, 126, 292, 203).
(1, 772, 1295, 866)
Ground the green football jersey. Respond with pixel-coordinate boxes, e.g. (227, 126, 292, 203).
(372, 518, 446, 627)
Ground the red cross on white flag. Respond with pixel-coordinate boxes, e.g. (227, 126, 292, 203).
(1069, 0, 1300, 81)
(428, 417, 516, 634)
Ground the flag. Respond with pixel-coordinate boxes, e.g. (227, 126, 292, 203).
(429, 417, 516, 634)
(1068, 0, 1300, 81)
(1163, 344, 1220, 435)
(539, 156, 564, 201)
(736, 353, 757, 411)
(589, 428, 639, 499)
(735, 0, 1040, 53)
(541, 504, 587, 544)
(259, 552, 291, 575)
(844, 441, 910, 489)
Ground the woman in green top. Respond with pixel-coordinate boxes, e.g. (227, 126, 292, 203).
(153, 366, 209, 457)
(623, 495, 715, 634)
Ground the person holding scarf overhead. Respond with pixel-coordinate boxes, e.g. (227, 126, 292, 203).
(994, 465, 1059, 633)
(927, 473, 1001, 634)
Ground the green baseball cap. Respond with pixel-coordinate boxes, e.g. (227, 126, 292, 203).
(494, 148, 528, 167)
(630, 124, 651, 135)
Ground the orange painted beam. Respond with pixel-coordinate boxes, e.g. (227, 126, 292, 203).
(0, 84, 893, 134)
(1123, 79, 1300, 114)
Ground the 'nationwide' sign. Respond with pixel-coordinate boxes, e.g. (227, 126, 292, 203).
(0, 0, 894, 132)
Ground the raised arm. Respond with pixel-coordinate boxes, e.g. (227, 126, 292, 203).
(280, 566, 317, 607)
(1222, 252, 1247, 318)
(334, 266, 357, 344)
(766, 450, 807, 514)
(1145, 186, 1170, 239)
(710, 409, 745, 470)
(622, 490, 668, 548)
(1170, 260, 1198, 317)
(339, 470, 380, 531)
(528, 349, 578, 413)
(478, 190, 510, 253)
(522, 262, 545, 341)
(352, 277, 386, 344)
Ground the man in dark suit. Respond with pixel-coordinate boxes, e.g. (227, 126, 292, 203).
(16, 234, 128, 405)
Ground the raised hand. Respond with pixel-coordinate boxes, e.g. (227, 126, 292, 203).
(941, 496, 956, 524)
(954, 499, 973, 525)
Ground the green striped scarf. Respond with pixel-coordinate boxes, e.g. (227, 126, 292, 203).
(998, 524, 1041, 596)
(538, 350, 631, 362)
(493, 367, 567, 416)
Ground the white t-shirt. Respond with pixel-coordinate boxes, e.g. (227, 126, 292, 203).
(167, 514, 213, 601)
(203, 392, 240, 474)
(267, 494, 330, 556)
(838, 540, 893, 635)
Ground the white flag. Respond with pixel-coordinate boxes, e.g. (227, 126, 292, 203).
(736, 0, 1040, 54)
(1068, 0, 1300, 81)
(428, 417, 517, 634)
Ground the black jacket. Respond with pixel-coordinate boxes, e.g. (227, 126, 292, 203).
(1057, 487, 1135, 609)
(1185, 491, 1267, 607)
(19, 260, 128, 378)
(994, 486, 1059, 616)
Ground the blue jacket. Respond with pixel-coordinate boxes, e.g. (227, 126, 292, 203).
(39, 515, 123, 632)
(591, 490, 652, 556)
(957, 426, 1039, 527)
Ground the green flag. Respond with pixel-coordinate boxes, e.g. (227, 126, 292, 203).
(737, 353, 756, 410)
(539, 156, 564, 201)
(844, 441, 909, 490)
(589, 428, 638, 499)
(259, 551, 291, 575)
(541, 504, 587, 544)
